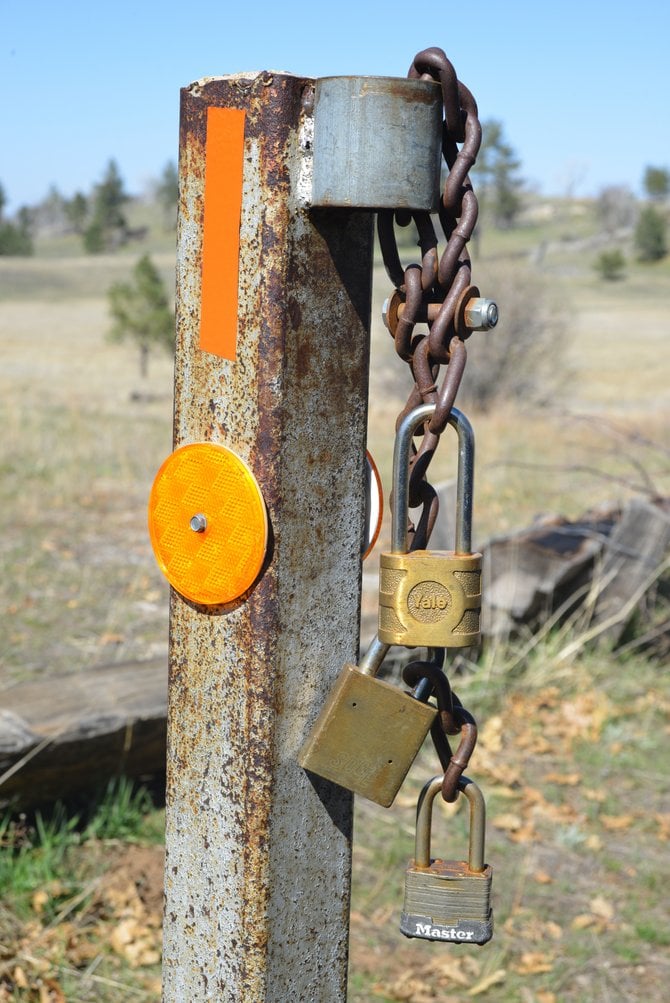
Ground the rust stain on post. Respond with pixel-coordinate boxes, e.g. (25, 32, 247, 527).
(163, 71, 374, 1002)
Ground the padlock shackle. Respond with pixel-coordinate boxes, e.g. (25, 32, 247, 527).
(414, 774, 486, 872)
(358, 634, 391, 677)
(451, 408, 475, 555)
(391, 404, 475, 555)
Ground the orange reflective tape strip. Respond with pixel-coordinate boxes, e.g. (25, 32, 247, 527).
(200, 106, 246, 360)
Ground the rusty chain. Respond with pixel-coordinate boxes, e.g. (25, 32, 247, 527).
(379, 46, 496, 523)
(403, 654, 478, 803)
(382, 48, 495, 799)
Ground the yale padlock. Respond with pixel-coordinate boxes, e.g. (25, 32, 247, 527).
(378, 403, 482, 648)
(401, 774, 493, 944)
(298, 636, 437, 808)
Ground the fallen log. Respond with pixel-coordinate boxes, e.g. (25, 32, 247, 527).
(482, 511, 617, 638)
(592, 497, 670, 645)
(0, 657, 167, 811)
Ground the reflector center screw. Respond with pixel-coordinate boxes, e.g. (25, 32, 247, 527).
(189, 513, 208, 533)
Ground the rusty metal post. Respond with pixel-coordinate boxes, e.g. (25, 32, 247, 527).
(162, 72, 374, 1001)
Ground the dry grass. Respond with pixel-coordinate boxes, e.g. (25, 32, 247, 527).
(1, 224, 669, 680)
(0, 270, 174, 685)
(0, 203, 669, 1000)
(368, 248, 670, 550)
(349, 644, 670, 1002)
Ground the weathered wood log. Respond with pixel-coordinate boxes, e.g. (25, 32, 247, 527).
(482, 512, 618, 637)
(0, 657, 167, 810)
(592, 498, 670, 645)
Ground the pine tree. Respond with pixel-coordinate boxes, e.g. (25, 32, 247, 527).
(107, 255, 174, 377)
(84, 160, 129, 252)
(0, 182, 34, 256)
(634, 206, 667, 262)
(642, 166, 670, 203)
(64, 192, 89, 234)
(472, 119, 524, 229)
(594, 249, 626, 281)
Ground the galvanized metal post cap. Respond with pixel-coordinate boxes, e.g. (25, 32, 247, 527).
(312, 75, 442, 210)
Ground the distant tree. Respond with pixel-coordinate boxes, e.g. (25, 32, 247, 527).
(0, 184, 34, 256)
(16, 206, 35, 238)
(64, 191, 89, 234)
(83, 219, 106, 254)
(472, 119, 524, 229)
(0, 219, 33, 255)
(94, 159, 128, 230)
(35, 185, 68, 234)
(155, 160, 178, 230)
(595, 185, 636, 235)
(643, 165, 670, 202)
(107, 254, 175, 378)
(84, 159, 129, 252)
(634, 206, 667, 262)
(594, 249, 626, 281)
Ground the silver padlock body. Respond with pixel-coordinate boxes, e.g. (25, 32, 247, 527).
(312, 76, 442, 210)
(400, 860, 493, 945)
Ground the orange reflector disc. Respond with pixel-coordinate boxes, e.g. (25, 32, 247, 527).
(148, 443, 268, 605)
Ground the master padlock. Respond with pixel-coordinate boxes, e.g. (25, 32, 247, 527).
(298, 636, 437, 808)
(400, 774, 493, 944)
(378, 403, 482, 648)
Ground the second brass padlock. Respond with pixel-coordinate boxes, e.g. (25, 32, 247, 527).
(400, 774, 493, 944)
(298, 637, 437, 807)
(378, 403, 482, 648)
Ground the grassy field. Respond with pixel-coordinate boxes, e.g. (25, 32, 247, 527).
(0, 198, 669, 1000)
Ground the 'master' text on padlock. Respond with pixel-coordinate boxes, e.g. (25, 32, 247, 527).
(415, 922, 475, 941)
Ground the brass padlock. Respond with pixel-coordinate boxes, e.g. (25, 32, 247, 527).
(378, 403, 482, 648)
(298, 637, 437, 808)
(400, 774, 493, 944)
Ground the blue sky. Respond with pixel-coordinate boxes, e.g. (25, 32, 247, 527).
(2, 0, 668, 212)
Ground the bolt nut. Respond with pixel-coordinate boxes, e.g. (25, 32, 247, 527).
(381, 290, 403, 335)
(189, 513, 208, 533)
(382, 297, 390, 330)
(464, 298, 499, 332)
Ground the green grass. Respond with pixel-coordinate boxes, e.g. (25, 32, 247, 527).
(79, 777, 158, 843)
(635, 923, 670, 947)
(0, 780, 165, 1000)
(0, 779, 159, 918)
(0, 806, 81, 920)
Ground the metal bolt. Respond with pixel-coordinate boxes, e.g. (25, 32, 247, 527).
(381, 297, 391, 331)
(382, 292, 499, 334)
(189, 513, 208, 533)
(464, 298, 499, 332)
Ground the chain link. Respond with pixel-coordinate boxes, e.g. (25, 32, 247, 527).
(403, 654, 478, 804)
